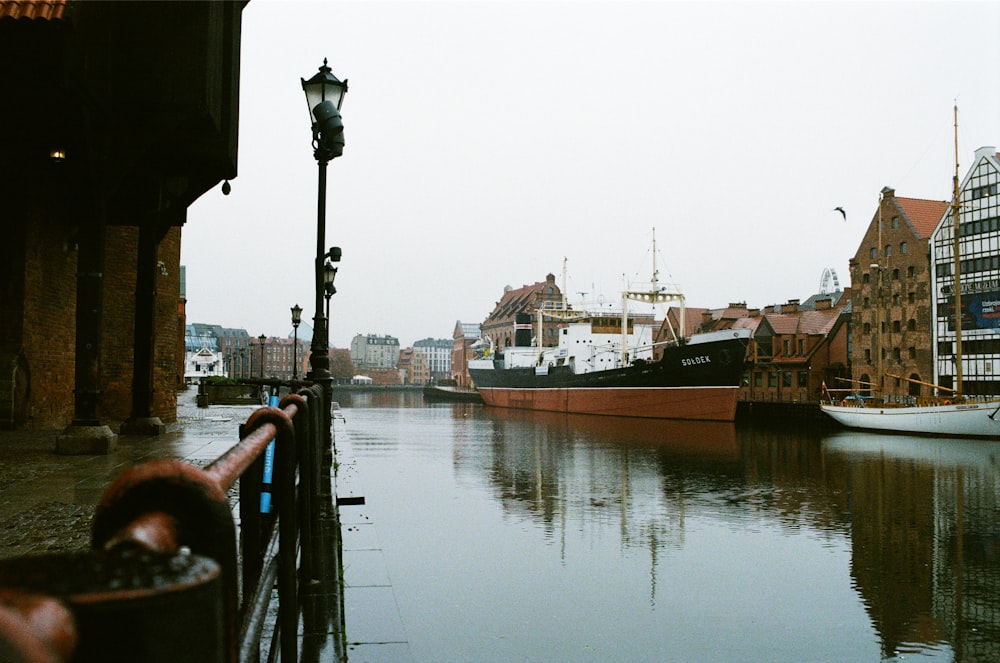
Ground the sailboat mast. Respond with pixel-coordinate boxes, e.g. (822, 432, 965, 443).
(952, 104, 963, 397)
(874, 190, 884, 398)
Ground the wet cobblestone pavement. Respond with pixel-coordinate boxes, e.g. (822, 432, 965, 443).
(0, 390, 259, 560)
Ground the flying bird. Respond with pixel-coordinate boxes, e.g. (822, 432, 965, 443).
(834, 206, 846, 221)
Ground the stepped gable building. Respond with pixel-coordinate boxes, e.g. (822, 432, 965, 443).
(480, 273, 565, 350)
(930, 146, 1000, 396)
(0, 1, 245, 445)
(850, 187, 948, 398)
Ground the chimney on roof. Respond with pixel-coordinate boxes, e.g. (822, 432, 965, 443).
(975, 146, 997, 161)
(816, 298, 832, 310)
(881, 186, 895, 199)
(702, 311, 713, 324)
(784, 299, 799, 313)
(748, 308, 760, 317)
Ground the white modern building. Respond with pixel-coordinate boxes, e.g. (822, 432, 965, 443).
(413, 337, 452, 379)
(930, 145, 1000, 396)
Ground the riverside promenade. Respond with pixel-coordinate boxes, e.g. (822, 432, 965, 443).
(0, 388, 409, 661)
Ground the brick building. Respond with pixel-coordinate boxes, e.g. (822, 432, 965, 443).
(672, 297, 851, 404)
(452, 322, 481, 388)
(480, 273, 566, 350)
(850, 187, 947, 398)
(0, 2, 244, 447)
(397, 348, 430, 385)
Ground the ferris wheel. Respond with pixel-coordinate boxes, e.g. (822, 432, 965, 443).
(819, 267, 841, 294)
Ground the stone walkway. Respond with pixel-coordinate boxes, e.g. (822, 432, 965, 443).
(0, 389, 410, 661)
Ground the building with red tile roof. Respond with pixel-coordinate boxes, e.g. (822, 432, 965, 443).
(480, 273, 566, 351)
(849, 187, 948, 399)
(735, 294, 851, 403)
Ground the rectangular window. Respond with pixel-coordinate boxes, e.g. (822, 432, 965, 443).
(782, 372, 792, 387)
(798, 339, 806, 354)
(798, 371, 808, 387)
(768, 372, 777, 387)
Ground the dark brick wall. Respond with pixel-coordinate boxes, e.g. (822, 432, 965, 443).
(100, 226, 181, 424)
(22, 213, 78, 428)
(6, 217, 182, 430)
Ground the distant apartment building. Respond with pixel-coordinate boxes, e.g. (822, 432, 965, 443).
(398, 347, 430, 385)
(413, 338, 452, 380)
(849, 187, 947, 398)
(480, 273, 566, 350)
(263, 336, 306, 381)
(350, 333, 401, 369)
(931, 146, 1000, 396)
(186, 324, 257, 378)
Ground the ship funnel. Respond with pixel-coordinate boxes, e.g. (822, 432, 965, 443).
(514, 314, 533, 347)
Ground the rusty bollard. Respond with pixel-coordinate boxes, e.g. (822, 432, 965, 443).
(0, 547, 223, 663)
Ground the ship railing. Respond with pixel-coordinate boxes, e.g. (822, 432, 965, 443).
(0, 384, 341, 663)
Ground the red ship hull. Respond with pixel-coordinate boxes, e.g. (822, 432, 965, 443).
(476, 385, 740, 421)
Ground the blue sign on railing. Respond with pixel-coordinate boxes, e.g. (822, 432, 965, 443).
(260, 393, 280, 513)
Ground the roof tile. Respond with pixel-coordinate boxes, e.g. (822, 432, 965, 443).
(0, 0, 69, 20)
(896, 196, 949, 239)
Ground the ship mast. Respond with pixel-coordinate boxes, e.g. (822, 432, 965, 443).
(620, 227, 687, 363)
(952, 104, 963, 397)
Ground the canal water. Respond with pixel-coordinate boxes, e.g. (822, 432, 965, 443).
(336, 391, 1000, 662)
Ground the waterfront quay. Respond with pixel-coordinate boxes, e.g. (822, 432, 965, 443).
(0, 388, 392, 662)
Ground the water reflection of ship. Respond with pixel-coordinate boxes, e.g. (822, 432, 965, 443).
(490, 408, 739, 457)
(478, 408, 739, 607)
(822, 430, 1000, 661)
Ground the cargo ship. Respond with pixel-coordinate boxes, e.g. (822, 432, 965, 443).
(468, 241, 750, 421)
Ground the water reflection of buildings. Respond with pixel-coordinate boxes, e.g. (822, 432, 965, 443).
(824, 433, 1000, 662)
(472, 410, 1000, 659)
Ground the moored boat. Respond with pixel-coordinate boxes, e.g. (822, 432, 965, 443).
(469, 324, 750, 420)
(422, 384, 484, 403)
(820, 398, 1000, 438)
(469, 234, 750, 421)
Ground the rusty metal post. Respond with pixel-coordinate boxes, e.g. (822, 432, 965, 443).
(0, 549, 224, 663)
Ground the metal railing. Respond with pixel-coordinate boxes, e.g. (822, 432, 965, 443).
(0, 384, 341, 663)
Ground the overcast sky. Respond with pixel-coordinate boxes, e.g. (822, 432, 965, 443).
(183, 0, 1000, 349)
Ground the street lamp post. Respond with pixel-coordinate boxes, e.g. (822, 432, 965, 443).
(323, 253, 340, 333)
(302, 58, 347, 450)
(258, 334, 267, 379)
(291, 304, 302, 380)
